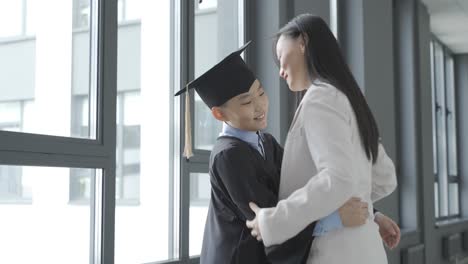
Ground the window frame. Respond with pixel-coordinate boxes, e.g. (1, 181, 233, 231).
(68, 92, 143, 206)
(431, 37, 461, 221)
(0, 0, 248, 262)
(178, 0, 246, 261)
(0, 0, 117, 263)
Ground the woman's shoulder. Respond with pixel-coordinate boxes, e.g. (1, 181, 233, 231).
(303, 81, 350, 110)
(300, 81, 354, 126)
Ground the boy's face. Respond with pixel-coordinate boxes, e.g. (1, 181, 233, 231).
(215, 79, 269, 132)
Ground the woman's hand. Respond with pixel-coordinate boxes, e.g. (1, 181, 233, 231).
(338, 197, 369, 227)
(246, 202, 263, 241)
(374, 212, 400, 249)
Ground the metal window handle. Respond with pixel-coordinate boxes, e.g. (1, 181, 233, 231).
(446, 108, 452, 117)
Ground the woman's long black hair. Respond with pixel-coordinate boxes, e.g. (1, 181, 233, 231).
(274, 14, 380, 163)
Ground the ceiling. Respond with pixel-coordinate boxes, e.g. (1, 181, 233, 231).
(421, 0, 468, 53)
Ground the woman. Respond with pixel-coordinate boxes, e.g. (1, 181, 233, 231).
(246, 14, 397, 263)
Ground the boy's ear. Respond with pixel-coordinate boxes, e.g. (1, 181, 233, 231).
(211, 107, 227, 122)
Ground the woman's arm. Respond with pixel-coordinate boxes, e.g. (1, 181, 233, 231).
(255, 90, 358, 246)
(371, 143, 397, 203)
(374, 212, 401, 249)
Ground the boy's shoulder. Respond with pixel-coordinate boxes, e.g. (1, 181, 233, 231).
(210, 133, 279, 162)
(213, 133, 276, 152)
(208, 137, 255, 174)
(211, 136, 252, 159)
(261, 132, 275, 142)
(260, 132, 282, 149)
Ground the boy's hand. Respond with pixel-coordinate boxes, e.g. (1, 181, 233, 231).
(338, 197, 369, 227)
(374, 212, 400, 249)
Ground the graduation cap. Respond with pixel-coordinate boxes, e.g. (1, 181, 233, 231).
(175, 41, 256, 159)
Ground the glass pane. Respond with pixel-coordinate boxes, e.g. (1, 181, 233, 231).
(0, 165, 93, 264)
(73, 0, 91, 29)
(434, 42, 448, 217)
(71, 96, 90, 138)
(0, 165, 31, 202)
(194, 94, 223, 150)
(190, 173, 211, 256)
(430, 41, 438, 175)
(118, 0, 124, 22)
(125, 0, 143, 21)
(194, 0, 242, 150)
(448, 183, 459, 216)
(0, 0, 96, 138)
(25, 0, 37, 36)
(114, 1, 175, 263)
(434, 182, 439, 218)
(0, 102, 21, 132)
(445, 56, 457, 177)
(0, 0, 22, 38)
(69, 168, 93, 201)
(116, 93, 141, 201)
(330, 0, 338, 38)
(197, 0, 218, 10)
(117, 0, 143, 23)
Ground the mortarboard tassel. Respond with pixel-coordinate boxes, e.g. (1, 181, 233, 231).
(183, 85, 194, 159)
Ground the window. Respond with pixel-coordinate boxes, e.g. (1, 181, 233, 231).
(431, 39, 460, 220)
(189, 0, 245, 257)
(0, 0, 23, 38)
(190, 173, 211, 206)
(193, 0, 244, 150)
(112, 1, 175, 263)
(0, 101, 32, 202)
(0, 101, 22, 132)
(0, 2, 100, 252)
(0, 0, 95, 138)
(116, 92, 141, 201)
(73, 0, 91, 30)
(330, 0, 338, 38)
(1, 0, 246, 263)
(189, 172, 211, 256)
(70, 93, 141, 203)
(0, 166, 30, 202)
(196, 0, 217, 10)
(73, 0, 142, 29)
(70, 168, 93, 201)
(0, 166, 96, 264)
(0, 0, 36, 39)
(118, 0, 143, 23)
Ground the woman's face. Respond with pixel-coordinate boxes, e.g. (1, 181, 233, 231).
(276, 34, 311, 92)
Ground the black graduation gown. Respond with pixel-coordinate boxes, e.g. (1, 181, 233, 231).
(200, 133, 316, 264)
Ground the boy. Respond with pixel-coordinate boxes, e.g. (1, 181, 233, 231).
(174, 41, 399, 264)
